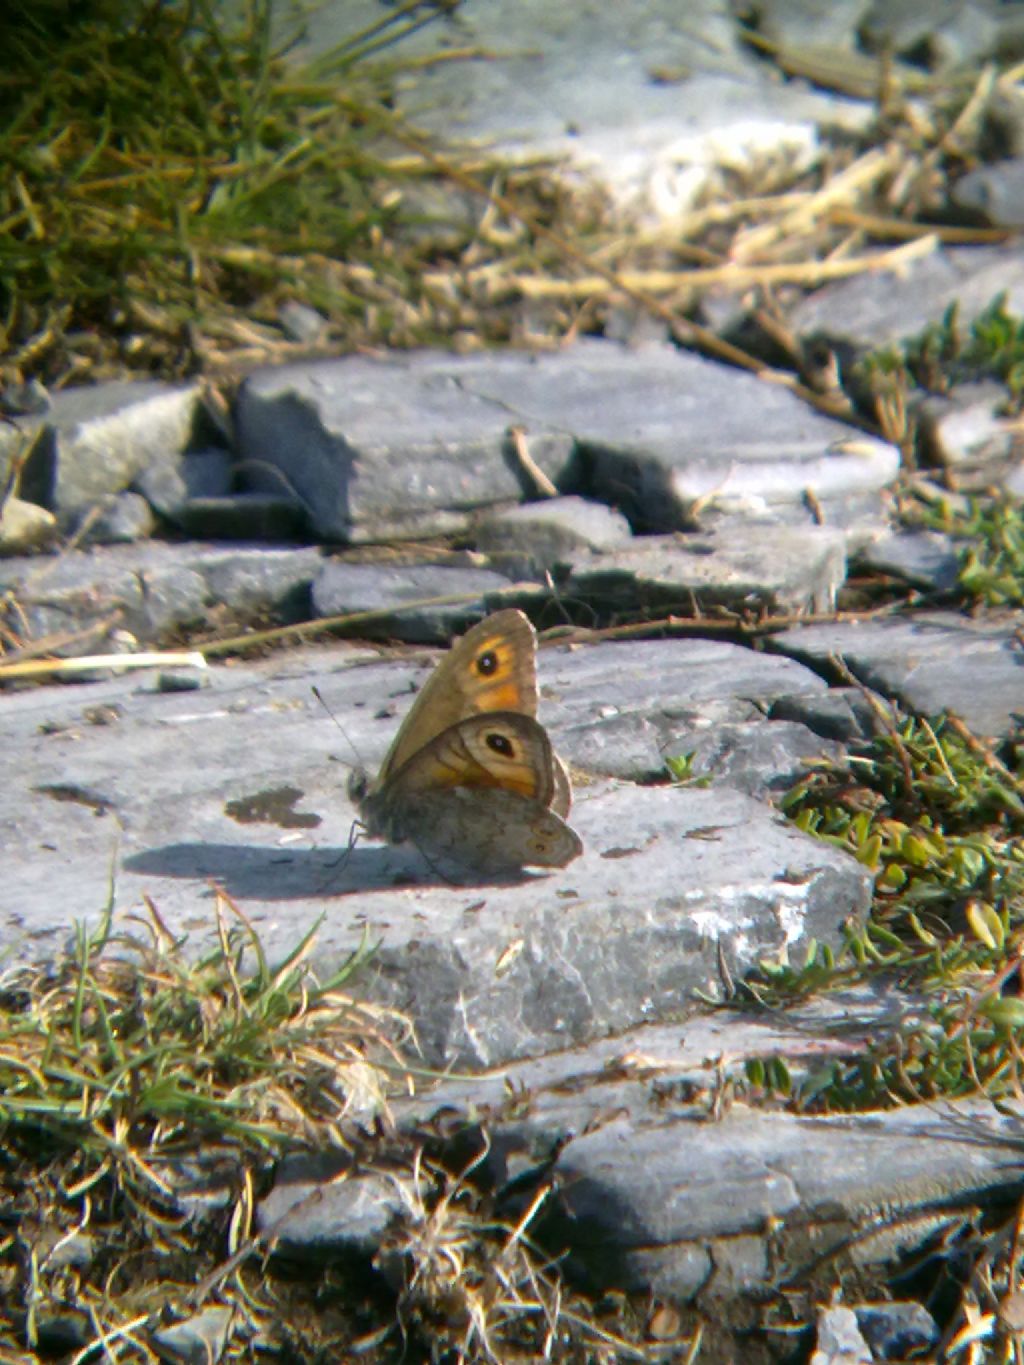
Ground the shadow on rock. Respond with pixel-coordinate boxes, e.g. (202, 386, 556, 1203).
(122, 841, 537, 897)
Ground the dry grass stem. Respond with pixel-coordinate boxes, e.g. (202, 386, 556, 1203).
(732, 146, 899, 260)
(501, 234, 938, 300)
(0, 650, 208, 682)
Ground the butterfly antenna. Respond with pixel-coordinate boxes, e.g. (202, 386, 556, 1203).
(311, 684, 364, 770)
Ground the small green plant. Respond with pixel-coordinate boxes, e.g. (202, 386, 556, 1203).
(866, 295, 1024, 400)
(903, 490, 1024, 606)
(961, 295, 1024, 399)
(664, 749, 710, 785)
(956, 498, 1024, 605)
(855, 295, 1024, 458)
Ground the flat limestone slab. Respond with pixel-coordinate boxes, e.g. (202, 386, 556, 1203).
(772, 610, 1024, 740)
(548, 1097, 1024, 1299)
(234, 343, 899, 543)
(1, 636, 870, 1066)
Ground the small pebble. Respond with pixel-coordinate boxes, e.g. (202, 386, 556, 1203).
(154, 671, 208, 693)
(83, 704, 124, 725)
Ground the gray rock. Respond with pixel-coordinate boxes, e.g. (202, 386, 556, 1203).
(545, 1098, 1023, 1298)
(0, 380, 201, 524)
(390, 988, 922, 1146)
(311, 559, 524, 642)
(0, 494, 57, 553)
(544, 640, 841, 787)
(769, 686, 880, 742)
(916, 381, 1018, 484)
(133, 459, 189, 521)
(1007, 460, 1024, 498)
(289, 0, 872, 223)
(855, 1301, 939, 1359)
(663, 717, 845, 798)
(392, 986, 928, 1133)
(953, 156, 1024, 227)
(789, 244, 1024, 353)
(601, 305, 673, 348)
(33, 1229, 97, 1272)
(0, 548, 146, 651)
(177, 493, 308, 541)
(235, 353, 576, 543)
(556, 710, 674, 782)
(236, 342, 898, 545)
(0, 374, 50, 417)
(739, 0, 868, 50)
(151, 1306, 234, 1365)
(565, 523, 847, 616)
(132, 561, 211, 641)
(473, 496, 633, 576)
(154, 669, 209, 693)
(443, 341, 899, 530)
(0, 543, 324, 652)
(135, 447, 233, 523)
(557, 689, 826, 783)
(277, 299, 327, 343)
(163, 1152, 240, 1223)
(80, 491, 157, 544)
(198, 546, 323, 622)
(257, 1153, 407, 1254)
(387, 180, 484, 251)
(810, 1306, 872, 1365)
(771, 610, 1023, 738)
(858, 529, 961, 592)
(182, 448, 234, 498)
(859, 0, 1000, 70)
(543, 632, 830, 776)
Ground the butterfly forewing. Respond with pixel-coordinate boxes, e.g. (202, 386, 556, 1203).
(378, 610, 539, 781)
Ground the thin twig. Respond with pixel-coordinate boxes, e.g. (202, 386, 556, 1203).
(0, 650, 207, 682)
(506, 425, 558, 497)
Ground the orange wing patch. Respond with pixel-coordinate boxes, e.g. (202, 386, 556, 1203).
(470, 636, 528, 713)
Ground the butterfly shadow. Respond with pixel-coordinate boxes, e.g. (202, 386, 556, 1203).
(122, 839, 539, 899)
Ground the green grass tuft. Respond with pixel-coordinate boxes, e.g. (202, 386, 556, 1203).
(743, 709, 1024, 1117)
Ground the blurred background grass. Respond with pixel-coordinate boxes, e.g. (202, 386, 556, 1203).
(0, 0, 556, 386)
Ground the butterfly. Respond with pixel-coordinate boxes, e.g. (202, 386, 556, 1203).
(348, 609, 583, 872)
